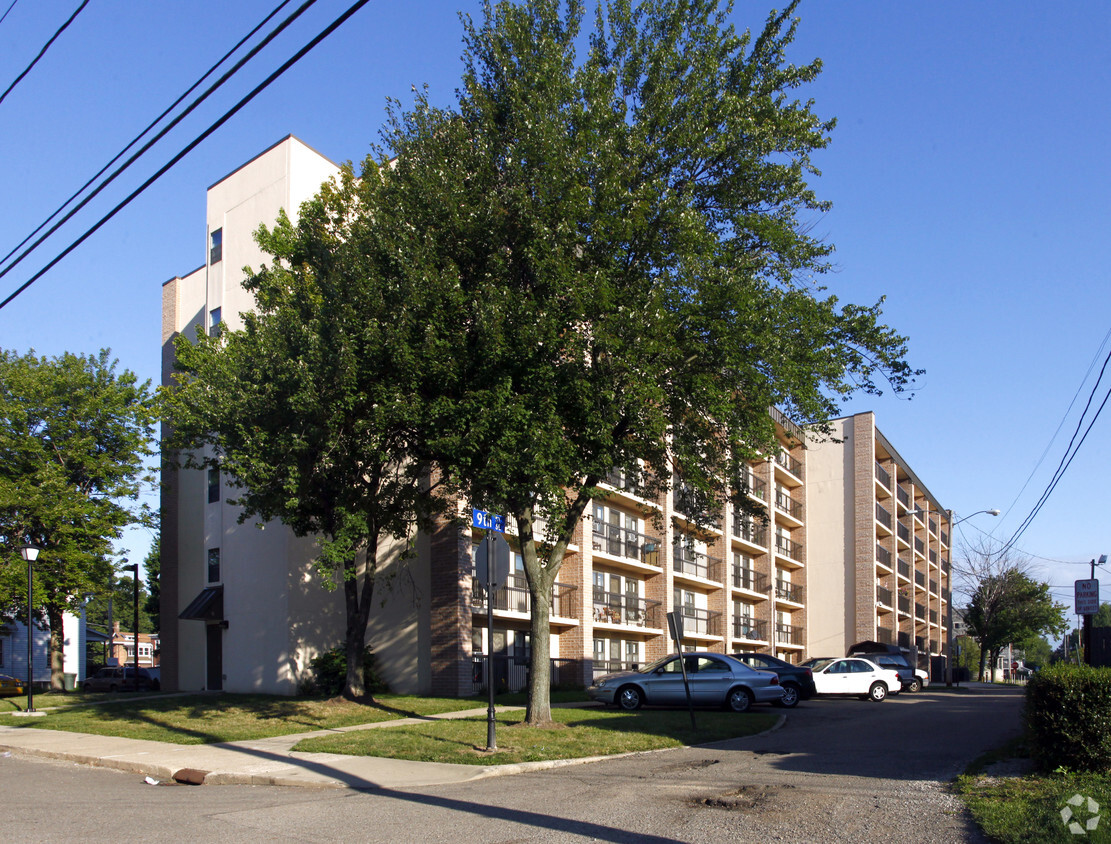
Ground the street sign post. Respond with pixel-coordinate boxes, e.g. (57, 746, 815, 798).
(666, 610, 696, 730)
(1076, 579, 1100, 615)
(474, 510, 509, 750)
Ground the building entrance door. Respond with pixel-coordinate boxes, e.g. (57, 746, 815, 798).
(206, 624, 223, 691)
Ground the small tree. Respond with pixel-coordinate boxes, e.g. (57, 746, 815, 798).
(0, 349, 156, 689)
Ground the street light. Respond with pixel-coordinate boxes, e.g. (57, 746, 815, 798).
(945, 509, 1000, 686)
(20, 544, 40, 712)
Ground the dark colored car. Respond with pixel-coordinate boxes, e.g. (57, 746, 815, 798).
(732, 652, 816, 708)
(83, 666, 156, 692)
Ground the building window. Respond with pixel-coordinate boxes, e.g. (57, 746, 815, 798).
(207, 467, 220, 503)
(207, 548, 221, 583)
(209, 228, 222, 264)
(209, 306, 222, 337)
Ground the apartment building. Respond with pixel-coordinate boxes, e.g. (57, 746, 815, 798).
(160, 136, 944, 696)
(805, 412, 951, 671)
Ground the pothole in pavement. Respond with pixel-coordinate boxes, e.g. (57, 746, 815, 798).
(697, 784, 797, 812)
(653, 759, 721, 774)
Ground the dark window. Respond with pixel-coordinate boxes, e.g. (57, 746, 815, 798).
(210, 228, 222, 264)
(207, 468, 220, 503)
(207, 548, 220, 583)
(209, 307, 222, 337)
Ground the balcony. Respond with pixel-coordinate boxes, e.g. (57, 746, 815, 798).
(915, 603, 927, 619)
(733, 618, 768, 641)
(592, 591, 662, 628)
(929, 609, 938, 625)
(877, 626, 894, 644)
(876, 544, 892, 568)
(676, 606, 722, 637)
(603, 466, 647, 498)
(929, 548, 938, 566)
(769, 405, 806, 444)
(897, 558, 911, 579)
(731, 565, 768, 594)
(747, 474, 768, 502)
(774, 449, 804, 481)
(898, 595, 910, 614)
(674, 544, 723, 582)
(896, 484, 911, 509)
(915, 571, 926, 588)
(774, 533, 803, 564)
(897, 631, 911, 649)
(876, 585, 893, 607)
(916, 636, 926, 651)
(733, 517, 767, 548)
(875, 504, 892, 531)
(896, 522, 910, 544)
(774, 490, 803, 522)
(929, 578, 938, 595)
(592, 522, 661, 567)
(775, 579, 804, 604)
(914, 536, 925, 556)
(875, 461, 891, 490)
(928, 517, 938, 535)
(776, 622, 803, 646)
(473, 577, 577, 618)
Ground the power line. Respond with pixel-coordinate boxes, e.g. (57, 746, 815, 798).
(0, 0, 88, 108)
(0, 0, 19, 28)
(0, 0, 373, 312)
(0, 0, 309, 281)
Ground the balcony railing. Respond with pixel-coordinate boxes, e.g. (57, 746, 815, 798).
(877, 627, 894, 644)
(774, 449, 804, 480)
(929, 578, 938, 594)
(897, 522, 910, 543)
(603, 467, 646, 497)
(941, 530, 949, 545)
(897, 631, 911, 648)
(875, 504, 892, 529)
(676, 606, 722, 637)
(471, 655, 579, 694)
(914, 536, 925, 555)
(775, 579, 804, 603)
(876, 544, 892, 567)
(915, 571, 926, 588)
(915, 603, 927, 619)
(748, 475, 768, 501)
(731, 566, 768, 593)
(898, 595, 910, 613)
(876, 585, 893, 606)
(929, 609, 938, 625)
(592, 591, 662, 627)
(673, 545, 723, 582)
(733, 517, 767, 548)
(774, 534, 803, 561)
(897, 559, 911, 579)
(592, 522, 660, 566)
(775, 490, 803, 520)
(875, 462, 891, 489)
(928, 517, 937, 535)
(776, 622, 803, 645)
(929, 548, 938, 565)
(916, 636, 926, 651)
(769, 406, 806, 444)
(896, 485, 910, 508)
(472, 576, 576, 618)
(592, 658, 642, 676)
(733, 618, 768, 641)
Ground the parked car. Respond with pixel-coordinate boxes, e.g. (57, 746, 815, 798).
(732, 652, 816, 708)
(846, 644, 922, 692)
(588, 652, 783, 712)
(83, 666, 156, 692)
(808, 657, 902, 702)
(0, 673, 25, 697)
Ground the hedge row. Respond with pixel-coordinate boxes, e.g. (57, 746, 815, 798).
(1026, 663, 1111, 772)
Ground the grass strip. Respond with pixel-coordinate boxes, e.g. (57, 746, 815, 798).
(293, 706, 780, 765)
(958, 772, 1111, 844)
(0, 693, 488, 744)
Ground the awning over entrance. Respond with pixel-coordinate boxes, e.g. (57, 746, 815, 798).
(179, 586, 223, 622)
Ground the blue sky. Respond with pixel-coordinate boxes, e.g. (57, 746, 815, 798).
(1, 1, 1107, 620)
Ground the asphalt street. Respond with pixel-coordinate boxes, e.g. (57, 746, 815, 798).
(1, 686, 1022, 843)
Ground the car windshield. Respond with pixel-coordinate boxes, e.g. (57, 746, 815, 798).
(638, 655, 677, 674)
(806, 658, 836, 671)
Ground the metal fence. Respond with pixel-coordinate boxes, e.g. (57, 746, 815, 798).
(470, 656, 579, 695)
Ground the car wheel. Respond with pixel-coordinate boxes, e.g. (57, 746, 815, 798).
(726, 686, 754, 713)
(617, 685, 643, 711)
(775, 683, 801, 708)
(868, 682, 887, 702)
(907, 678, 922, 693)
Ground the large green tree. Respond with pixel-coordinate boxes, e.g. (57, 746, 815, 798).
(161, 170, 443, 699)
(375, 0, 918, 722)
(0, 349, 156, 689)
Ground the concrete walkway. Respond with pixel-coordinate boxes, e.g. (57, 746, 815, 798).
(0, 703, 615, 790)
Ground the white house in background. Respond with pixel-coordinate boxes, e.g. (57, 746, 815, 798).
(0, 613, 85, 688)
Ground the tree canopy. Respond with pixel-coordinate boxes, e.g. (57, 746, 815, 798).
(0, 348, 155, 688)
(371, 0, 918, 721)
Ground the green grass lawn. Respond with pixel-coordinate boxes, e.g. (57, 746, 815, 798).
(293, 706, 780, 765)
(0, 693, 488, 744)
(959, 772, 1111, 844)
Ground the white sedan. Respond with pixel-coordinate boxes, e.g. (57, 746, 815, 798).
(808, 657, 903, 702)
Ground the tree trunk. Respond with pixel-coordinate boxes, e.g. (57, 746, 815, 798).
(526, 585, 552, 724)
(977, 644, 988, 682)
(46, 604, 65, 691)
(341, 536, 378, 700)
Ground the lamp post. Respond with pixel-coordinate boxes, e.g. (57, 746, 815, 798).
(945, 509, 1000, 686)
(20, 544, 40, 712)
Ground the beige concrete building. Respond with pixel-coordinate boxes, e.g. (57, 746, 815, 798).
(160, 137, 946, 697)
(805, 412, 951, 670)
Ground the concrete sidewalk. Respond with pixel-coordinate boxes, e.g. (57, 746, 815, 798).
(0, 704, 613, 790)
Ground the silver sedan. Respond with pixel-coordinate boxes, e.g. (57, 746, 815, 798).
(588, 652, 783, 712)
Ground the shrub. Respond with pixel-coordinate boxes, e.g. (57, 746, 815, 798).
(299, 646, 387, 698)
(1025, 663, 1111, 772)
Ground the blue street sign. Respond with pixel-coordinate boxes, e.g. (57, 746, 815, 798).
(472, 509, 506, 533)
